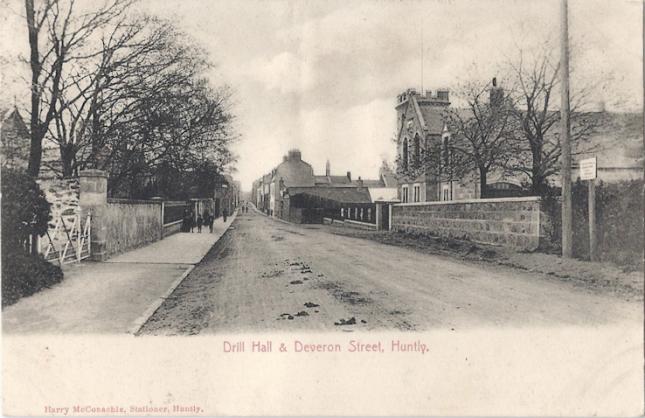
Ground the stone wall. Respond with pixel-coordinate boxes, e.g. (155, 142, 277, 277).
(94, 199, 162, 258)
(37, 177, 80, 232)
(391, 197, 548, 250)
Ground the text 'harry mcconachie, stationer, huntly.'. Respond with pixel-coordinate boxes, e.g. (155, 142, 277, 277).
(223, 339, 430, 354)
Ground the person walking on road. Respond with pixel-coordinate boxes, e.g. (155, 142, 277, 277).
(223, 208, 228, 223)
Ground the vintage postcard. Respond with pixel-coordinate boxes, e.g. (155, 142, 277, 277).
(1, 0, 643, 416)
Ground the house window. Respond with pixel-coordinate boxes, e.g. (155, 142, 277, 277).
(413, 134, 421, 168)
(340, 208, 344, 218)
(442, 185, 450, 201)
(367, 208, 371, 221)
(402, 186, 409, 203)
(413, 185, 420, 202)
(360, 208, 364, 220)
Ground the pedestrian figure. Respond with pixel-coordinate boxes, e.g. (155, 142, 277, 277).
(204, 210, 214, 233)
(189, 211, 195, 233)
(223, 208, 228, 223)
(196, 214, 203, 233)
(181, 208, 189, 232)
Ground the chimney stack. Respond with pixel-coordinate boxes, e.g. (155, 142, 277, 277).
(357, 176, 363, 187)
(287, 149, 302, 161)
(325, 159, 330, 176)
(346, 171, 351, 181)
(490, 77, 504, 107)
(436, 89, 449, 102)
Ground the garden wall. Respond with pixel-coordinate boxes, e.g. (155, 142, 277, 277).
(391, 196, 550, 250)
(94, 199, 163, 257)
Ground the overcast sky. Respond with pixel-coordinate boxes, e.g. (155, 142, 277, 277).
(1, 0, 642, 190)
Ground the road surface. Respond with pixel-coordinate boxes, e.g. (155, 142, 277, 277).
(139, 209, 642, 335)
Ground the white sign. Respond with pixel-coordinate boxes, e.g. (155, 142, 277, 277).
(579, 157, 597, 180)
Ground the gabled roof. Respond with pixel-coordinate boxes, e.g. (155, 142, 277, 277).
(286, 186, 372, 203)
(379, 166, 398, 187)
(412, 95, 447, 135)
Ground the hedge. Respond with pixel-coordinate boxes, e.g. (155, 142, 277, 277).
(543, 179, 644, 270)
(2, 247, 63, 307)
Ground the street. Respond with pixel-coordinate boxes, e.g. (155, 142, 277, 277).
(140, 209, 642, 335)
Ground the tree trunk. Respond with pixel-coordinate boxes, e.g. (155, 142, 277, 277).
(60, 144, 75, 178)
(479, 168, 487, 199)
(26, 0, 42, 178)
(531, 150, 546, 195)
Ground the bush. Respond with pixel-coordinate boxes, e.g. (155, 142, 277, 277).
(1, 169, 63, 307)
(1, 169, 51, 251)
(2, 247, 63, 307)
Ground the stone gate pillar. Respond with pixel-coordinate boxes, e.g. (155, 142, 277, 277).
(79, 169, 108, 261)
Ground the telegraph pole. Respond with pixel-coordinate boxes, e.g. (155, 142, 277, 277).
(560, 0, 573, 258)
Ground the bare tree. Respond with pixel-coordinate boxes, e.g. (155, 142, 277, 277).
(24, 0, 132, 177)
(442, 78, 517, 198)
(505, 47, 599, 194)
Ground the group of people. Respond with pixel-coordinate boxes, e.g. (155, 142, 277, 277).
(181, 207, 228, 233)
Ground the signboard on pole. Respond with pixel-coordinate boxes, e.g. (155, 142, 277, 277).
(579, 157, 597, 181)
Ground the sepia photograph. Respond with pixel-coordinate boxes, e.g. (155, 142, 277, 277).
(1, 0, 643, 415)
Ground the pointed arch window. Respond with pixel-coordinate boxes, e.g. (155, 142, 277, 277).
(413, 134, 421, 168)
(402, 138, 409, 172)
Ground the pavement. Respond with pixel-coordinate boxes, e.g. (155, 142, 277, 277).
(2, 212, 237, 334)
(140, 208, 643, 334)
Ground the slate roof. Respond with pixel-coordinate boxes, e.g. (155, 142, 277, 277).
(575, 111, 643, 168)
(286, 186, 372, 204)
(353, 179, 385, 187)
(314, 175, 352, 185)
(417, 102, 446, 135)
(380, 169, 398, 188)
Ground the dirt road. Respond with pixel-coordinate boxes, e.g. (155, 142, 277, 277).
(139, 210, 642, 335)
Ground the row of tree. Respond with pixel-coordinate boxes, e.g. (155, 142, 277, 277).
(399, 50, 599, 197)
(24, 0, 236, 198)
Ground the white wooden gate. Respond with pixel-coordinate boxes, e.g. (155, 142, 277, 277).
(38, 213, 91, 264)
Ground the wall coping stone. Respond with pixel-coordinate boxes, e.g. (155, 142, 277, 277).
(79, 169, 108, 178)
(345, 219, 377, 227)
(395, 196, 542, 207)
(107, 198, 162, 205)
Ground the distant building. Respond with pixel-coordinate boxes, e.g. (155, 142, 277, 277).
(251, 150, 398, 223)
(394, 86, 643, 203)
(0, 106, 30, 171)
(212, 173, 239, 218)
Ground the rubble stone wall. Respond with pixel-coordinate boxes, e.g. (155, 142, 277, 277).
(37, 177, 80, 231)
(391, 197, 548, 250)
